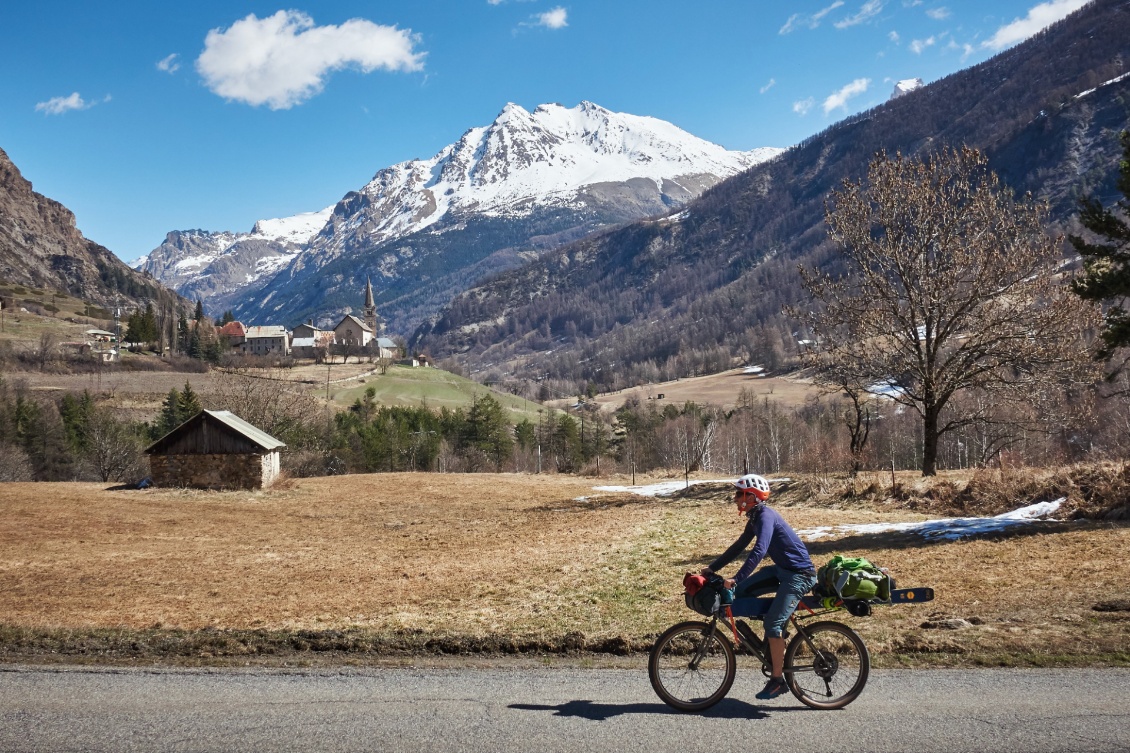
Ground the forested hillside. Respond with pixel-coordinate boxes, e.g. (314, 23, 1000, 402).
(415, 0, 1130, 395)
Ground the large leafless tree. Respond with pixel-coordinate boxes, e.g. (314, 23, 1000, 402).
(799, 147, 1100, 476)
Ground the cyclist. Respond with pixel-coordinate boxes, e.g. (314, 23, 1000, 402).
(701, 473, 817, 701)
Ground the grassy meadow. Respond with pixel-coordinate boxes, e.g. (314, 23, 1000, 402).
(0, 469, 1126, 667)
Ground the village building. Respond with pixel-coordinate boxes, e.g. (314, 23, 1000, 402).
(217, 320, 247, 347)
(332, 314, 372, 348)
(146, 410, 286, 490)
(291, 321, 319, 340)
(292, 330, 334, 359)
(241, 325, 290, 356)
(375, 336, 397, 360)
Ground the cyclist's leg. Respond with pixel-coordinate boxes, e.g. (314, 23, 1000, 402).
(763, 570, 818, 678)
(763, 569, 818, 637)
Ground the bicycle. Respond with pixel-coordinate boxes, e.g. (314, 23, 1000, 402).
(648, 574, 933, 711)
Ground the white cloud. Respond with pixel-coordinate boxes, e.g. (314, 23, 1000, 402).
(760, 78, 776, 94)
(889, 30, 900, 42)
(823, 77, 871, 113)
(910, 35, 936, 53)
(533, 7, 568, 29)
(793, 97, 815, 115)
(926, 6, 950, 19)
(780, 1, 844, 33)
(35, 92, 96, 115)
(982, 0, 1088, 50)
(156, 53, 180, 73)
(196, 11, 424, 110)
(834, 0, 884, 29)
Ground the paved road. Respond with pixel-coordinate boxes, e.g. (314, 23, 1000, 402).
(1, 665, 1128, 752)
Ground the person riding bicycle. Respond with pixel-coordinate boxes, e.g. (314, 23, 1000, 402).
(701, 473, 817, 701)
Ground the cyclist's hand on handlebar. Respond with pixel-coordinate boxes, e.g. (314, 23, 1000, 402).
(723, 578, 736, 589)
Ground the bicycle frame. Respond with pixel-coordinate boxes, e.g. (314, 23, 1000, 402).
(708, 601, 841, 671)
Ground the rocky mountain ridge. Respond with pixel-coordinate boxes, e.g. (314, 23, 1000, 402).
(139, 101, 781, 332)
(0, 146, 182, 312)
(132, 207, 332, 305)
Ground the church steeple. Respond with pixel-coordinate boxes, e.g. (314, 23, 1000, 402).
(363, 277, 379, 335)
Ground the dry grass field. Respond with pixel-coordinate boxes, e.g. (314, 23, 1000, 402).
(547, 368, 823, 413)
(1, 469, 1127, 667)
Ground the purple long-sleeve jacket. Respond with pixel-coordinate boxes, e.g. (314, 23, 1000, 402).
(708, 505, 814, 583)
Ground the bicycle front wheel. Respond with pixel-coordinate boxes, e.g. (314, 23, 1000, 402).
(648, 621, 736, 711)
(784, 620, 870, 709)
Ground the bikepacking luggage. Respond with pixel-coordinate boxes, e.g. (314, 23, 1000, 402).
(683, 572, 733, 615)
(816, 555, 892, 602)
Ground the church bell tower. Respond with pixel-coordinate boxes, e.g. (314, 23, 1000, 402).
(363, 277, 380, 335)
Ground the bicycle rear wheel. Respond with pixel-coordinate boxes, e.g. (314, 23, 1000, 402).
(648, 621, 736, 711)
(783, 620, 870, 709)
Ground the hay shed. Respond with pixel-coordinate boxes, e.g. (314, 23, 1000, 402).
(146, 410, 286, 490)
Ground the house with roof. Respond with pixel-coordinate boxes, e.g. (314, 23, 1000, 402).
(217, 320, 247, 347)
(292, 321, 319, 341)
(241, 325, 290, 356)
(145, 410, 286, 490)
(375, 336, 398, 360)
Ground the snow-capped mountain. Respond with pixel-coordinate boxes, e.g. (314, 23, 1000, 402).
(890, 78, 925, 100)
(132, 207, 332, 304)
(225, 101, 782, 332)
(307, 101, 781, 258)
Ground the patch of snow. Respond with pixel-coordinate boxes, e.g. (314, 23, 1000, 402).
(1074, 71, 1130, 100)
(890, 78, 924, 100)
(250, 206, 334, 244)
(592, 477, 791, 498)
(797, 498, 1067, 542)
(867, 381, 906, 400)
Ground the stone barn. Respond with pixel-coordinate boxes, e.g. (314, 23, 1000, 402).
(146, 410, 286, 490)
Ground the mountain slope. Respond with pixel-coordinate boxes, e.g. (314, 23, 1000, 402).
(187, 101, 782, 333)
(415, 0, 1130, 392)
(0, 146, 183, 311)
(132, 207, 332, 306)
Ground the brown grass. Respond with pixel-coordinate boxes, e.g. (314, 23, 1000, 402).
(547, 368, 823, 413)
(0, 470, 1127, 666)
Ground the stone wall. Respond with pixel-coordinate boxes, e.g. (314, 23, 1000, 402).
(150, 452, 279, 490)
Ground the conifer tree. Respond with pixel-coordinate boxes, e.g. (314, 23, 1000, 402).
(154, 387, 182, 439)
(1071, 130, 1130, 361)
(178, 381, 203, 419)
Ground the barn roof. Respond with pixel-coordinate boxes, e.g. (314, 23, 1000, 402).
(145, 410, 286, 455)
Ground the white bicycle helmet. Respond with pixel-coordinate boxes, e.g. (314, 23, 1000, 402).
(734, 473, 771, 512)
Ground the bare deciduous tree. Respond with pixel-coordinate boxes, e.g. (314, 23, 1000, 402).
(207, 368, 326, 447)
(0, 441, 34, 481)
(85, 409, 147, 482)
(799, 147, 1100, 475)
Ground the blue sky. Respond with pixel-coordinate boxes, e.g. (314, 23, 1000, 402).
(0, 0, 1089, 262)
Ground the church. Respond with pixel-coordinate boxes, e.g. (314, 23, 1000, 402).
(330, 279, 397, 358)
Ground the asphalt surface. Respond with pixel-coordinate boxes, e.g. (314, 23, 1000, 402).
(1, 665, 1128, 752)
